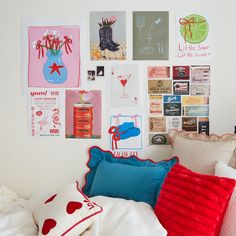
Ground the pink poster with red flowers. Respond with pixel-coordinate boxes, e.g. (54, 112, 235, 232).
(28, 25, 80, 87)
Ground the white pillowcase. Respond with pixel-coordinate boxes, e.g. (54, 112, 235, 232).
(215, 161, 236, 236)
(169, 130, 236, 174)
(33, 182, 102, 236)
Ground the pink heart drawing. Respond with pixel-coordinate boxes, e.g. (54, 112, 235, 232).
(120, 79, 127, 87)
(42, 218, 57, 235)
(44, 194, 57, 204)
(66, 201, 83, 214)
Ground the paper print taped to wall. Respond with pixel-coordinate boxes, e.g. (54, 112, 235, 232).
(149, 134, 169, 145)
(110, 64, 140, 108)
(148, 66, 170, 78)
(65, 90, 101, 139)
(176, 13, 211, 59)
(109, 114, 142, 150)
(28, 90, 62, 137)
(191, 65, 210, 95)
(133, 11, 169, 60)
(28, 25, 80, 87)
(90, 11, 126, 60)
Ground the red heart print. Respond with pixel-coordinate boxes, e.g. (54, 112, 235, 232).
(44, 194, 57, 204)
(120, 79, 127, 87)
(42, 218, 57, 235)
(66, 201, 83, 214)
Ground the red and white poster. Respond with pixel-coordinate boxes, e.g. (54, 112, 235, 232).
(28, 90, 62, 137)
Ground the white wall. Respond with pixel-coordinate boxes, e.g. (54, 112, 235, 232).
(0, 0, 236, 198)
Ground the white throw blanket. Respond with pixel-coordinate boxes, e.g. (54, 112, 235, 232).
(82, 196, 167, 236)
(0, 186, 167, 236)
(0, 185, 37, 236)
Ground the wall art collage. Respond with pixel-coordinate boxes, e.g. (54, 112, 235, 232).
(148, 65, 210, 146)
(24, 11, 211, 154)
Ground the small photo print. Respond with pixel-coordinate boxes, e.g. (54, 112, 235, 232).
(163, 95, 181, 103)
(198, 117, 209, 135)
(191, 65, 210, 83)
(167, 117, 182, 131)
(183, 105, 209, 116)
(149, 117, 166, 132)
(149, 133, 169, 145)
(163, 103, 181, 116)
(191, 84, 210, 96)
(87, 70, 96, 82)
(182, 96, 209, 105)
(149, 95, 162, 114)
(147, 66, 170, 78)
(173, 66, 190, 80)
(182, 117, 197, 132)
(96, 66, 105, 76)
(148, 80, 172, 94)
(173, 81, 189, 95)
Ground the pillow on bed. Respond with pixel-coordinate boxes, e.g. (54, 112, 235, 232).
(154, 163, 235, 236)
(82, 146, 178, 208)
(34, 182, 102, 236)
(215, 161, 236, 236)
(169, 129, 236, 174)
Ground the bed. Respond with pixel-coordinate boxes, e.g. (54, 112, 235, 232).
(1, 130, 236, 236)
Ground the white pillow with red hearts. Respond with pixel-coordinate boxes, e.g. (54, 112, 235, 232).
(33, 182, 103, 236)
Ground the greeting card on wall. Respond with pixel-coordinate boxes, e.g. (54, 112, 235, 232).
(28, 90, 62, 137)
(109, 114, 142, 150)
(28, 25, 80, 87)
(110, 64, 140, 108)
(90, 11, 126, 60)
(176, 13, 211, 59)
(65, 90, 101, 139)
(133, 11, 169, 60)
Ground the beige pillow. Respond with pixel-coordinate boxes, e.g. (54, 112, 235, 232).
(169, 129, 236, 174)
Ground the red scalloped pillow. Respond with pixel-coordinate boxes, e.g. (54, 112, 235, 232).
(154, 163, 235, 236)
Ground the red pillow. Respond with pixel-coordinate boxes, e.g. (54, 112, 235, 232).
(154, 163, 235, 236)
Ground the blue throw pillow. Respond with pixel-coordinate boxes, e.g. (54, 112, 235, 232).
(82, 146, 178, 208)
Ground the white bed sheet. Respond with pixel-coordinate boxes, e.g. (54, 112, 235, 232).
(82, 196, 167, 236)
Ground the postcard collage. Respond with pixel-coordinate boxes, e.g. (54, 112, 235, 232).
(24, 10, 211, 155)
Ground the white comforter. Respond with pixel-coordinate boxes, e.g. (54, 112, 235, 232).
(82, 196, 167, 236)
(0, 198, 37, 236)
(0, 185, 166, 236)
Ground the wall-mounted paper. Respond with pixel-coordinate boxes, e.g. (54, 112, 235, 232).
(133, 11, 169, 60)
(28, 25, 80, 87)
(65, 90, 101, 139)
(110, 64, 140, 108)
(28, 90, 62, 136)
(176, 13, 211, 59)
(109, 114, 142, 150)
(90, 11, 126, 60)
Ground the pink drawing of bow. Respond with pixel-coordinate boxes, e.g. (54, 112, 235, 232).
(64, 36, 72, 54)
(113, 113, 122, 126)
(36, 40, 44, 59)
(179, 17, 206, 43)
(131, 114, 139, 127)
(108, 126, 122, 150)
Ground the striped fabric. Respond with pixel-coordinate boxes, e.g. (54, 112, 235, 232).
(155, 164, 235, 236)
